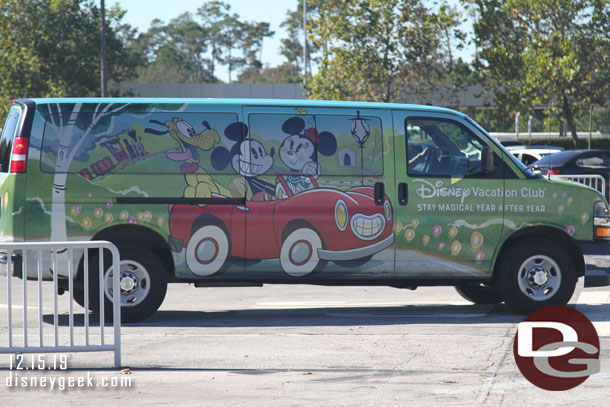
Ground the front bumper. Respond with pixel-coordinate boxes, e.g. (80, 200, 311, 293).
(579, 241, 610, 288)
(318, 234, 394, 261)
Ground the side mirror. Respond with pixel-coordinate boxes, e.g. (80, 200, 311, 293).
(481, 147, 496, 174)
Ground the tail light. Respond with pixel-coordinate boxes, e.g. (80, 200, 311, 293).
(10, 137, 29, 173)
(545, 169, 560, 176)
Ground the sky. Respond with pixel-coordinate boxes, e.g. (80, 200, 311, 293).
(108, 0, 294, 82)
(108, 0, 473, 83)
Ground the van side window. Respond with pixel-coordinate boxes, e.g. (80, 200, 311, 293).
(0, 106, 23, 173)
(248, 113, 315, 175)
(40, 111, 238, 176)
(247, 113, 383, 179)
(406, 117, 490, 177)
(314, 114, 382, 176)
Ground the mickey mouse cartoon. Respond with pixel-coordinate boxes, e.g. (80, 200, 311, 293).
(279, 117, 337, 195)
(211, 121, 276, 201)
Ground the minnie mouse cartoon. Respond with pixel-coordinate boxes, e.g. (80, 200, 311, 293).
(211, 121, 276, 201)
(278, 117, 337, 195)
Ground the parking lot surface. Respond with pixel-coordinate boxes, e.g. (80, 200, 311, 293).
(1, 275, 609, 406)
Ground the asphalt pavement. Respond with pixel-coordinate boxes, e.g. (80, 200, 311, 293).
(0, 273, 609, 406)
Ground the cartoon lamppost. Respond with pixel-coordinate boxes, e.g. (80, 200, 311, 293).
(350, 111, 370, 185)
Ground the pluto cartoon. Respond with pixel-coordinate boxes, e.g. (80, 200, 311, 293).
(145, 118, 234, 199)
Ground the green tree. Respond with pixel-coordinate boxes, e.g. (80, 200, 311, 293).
(198, 1, 230, 80)
(473, 0, 610, 146)
(307, 0, 465, 102)
(134, 13, 216, 83)
(279, 1, 322, 81)
(0, 0, 137, 116)
(197, 1, 248, 83)
(241, 21, 275, 76)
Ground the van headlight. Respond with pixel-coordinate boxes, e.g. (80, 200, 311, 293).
(593, 201, 610, 239)
(335, 200, 348, 231)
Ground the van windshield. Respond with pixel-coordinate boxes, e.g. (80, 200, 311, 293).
(0, 105, 23, 172)
(463, 115, 539, 179)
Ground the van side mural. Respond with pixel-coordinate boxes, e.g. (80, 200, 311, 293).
(144, 118, 234, 200)
(168, 173, 394, 277)
(39, 102, 131, 243)
(164, 111, 393, 277)
(210, 122, 276, 201)
(278, 117, 337, 196)
(32, 104, 394, 279)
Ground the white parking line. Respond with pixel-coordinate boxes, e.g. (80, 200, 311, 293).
(0, 304, 51, 310)
(577, 291, 610, 305)
(253, 300, 471, 309)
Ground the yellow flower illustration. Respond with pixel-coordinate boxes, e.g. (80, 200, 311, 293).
(581, 212, 589, 223)
(120, 210, 129, 220)
(105, 213, 113, 223)
(451, 241, 462, 255)
(411, 219, 420, 228)
(81, 217, 92, 228)
(448, 226, 458, 238)
(156, 217, 165, 226)
(405, 229, 415, 241)
(422, 235, 430, 245)
(94, 207, 103, 218)
(470, 231, 483, 248)
(394, 221, 403, 233)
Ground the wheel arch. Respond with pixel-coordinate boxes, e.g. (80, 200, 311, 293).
(86, 224, 175, 280)
(493, 226, 585, 280)
(191, 213, 229, 238)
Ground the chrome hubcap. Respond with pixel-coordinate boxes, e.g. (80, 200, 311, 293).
(517, 254, 561, 301)
(120, 272, 138, 293)
(104, 260, 151, 307)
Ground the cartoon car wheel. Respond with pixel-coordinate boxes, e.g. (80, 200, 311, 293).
(186, 225, 229, 276)
(280, 227, 325, 277)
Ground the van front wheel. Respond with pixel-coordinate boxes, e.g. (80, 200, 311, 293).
(496, 238, 576, 314)
(454, 283, 502, 304)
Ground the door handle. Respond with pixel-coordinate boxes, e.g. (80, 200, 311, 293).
(374, 182, 385, 205)
(398, 182, 408, 206)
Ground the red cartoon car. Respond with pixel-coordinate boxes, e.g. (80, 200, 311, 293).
(168, 174, 394, 277)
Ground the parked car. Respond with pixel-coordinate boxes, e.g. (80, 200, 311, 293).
(530, 149, 610, 197)
(506, 145, 563, 165)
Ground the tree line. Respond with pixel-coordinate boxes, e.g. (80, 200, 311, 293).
(1, 0, 609, 144)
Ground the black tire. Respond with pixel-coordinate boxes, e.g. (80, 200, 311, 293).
(454, 283, 502, 304)
(89, 243, 168, 323)
(71, 286, 87, 309)
(496, 237, 577, 314)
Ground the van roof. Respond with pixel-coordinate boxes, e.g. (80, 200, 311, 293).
(20, 98, 464, 116)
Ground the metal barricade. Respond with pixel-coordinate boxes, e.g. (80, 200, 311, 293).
(0, 241, 121, 368)
(552, 174, 607, 199)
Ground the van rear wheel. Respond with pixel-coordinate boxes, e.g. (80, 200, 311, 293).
(454, 283, 502, 304)
(89, 243, 167, 323)
(496, 237, 576, 314)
